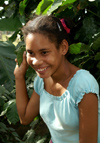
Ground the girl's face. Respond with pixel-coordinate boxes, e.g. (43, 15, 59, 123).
(26, 33, 66, 79)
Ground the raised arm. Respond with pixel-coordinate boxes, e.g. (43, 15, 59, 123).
(78, 93, 98, 143)
(14, 52, 39, 125)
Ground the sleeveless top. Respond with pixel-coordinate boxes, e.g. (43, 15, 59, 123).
(34, 69, 100, 143)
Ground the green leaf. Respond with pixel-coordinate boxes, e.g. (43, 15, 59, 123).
(15, 42, 26, 65)
(95, 52, 100, 61)
(83, 17, 97, 40)
(0, 96, 5, 106)
(97, 61, 100, 69)
(9, 30, 20, 42)
(61, 0, 77, 6)
(69, 43, 82, 54)
(6, 99, 19, 124)
(91, 36, 100, 51)
(0, 122, 8, 132)
(0, 85, 5, 95)
(36, 0, 54, 15)
(19, 0, 28, 15)
(0, 16, 22, 31)
(80, 44, 90, 53)
(23, 129, 35, 142)
(47, 0, 63, 15)
(0, 41, 16, 90)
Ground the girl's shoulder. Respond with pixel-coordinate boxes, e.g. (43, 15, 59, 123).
(69, 69, 99, 105)
(72, 69, 97, 84)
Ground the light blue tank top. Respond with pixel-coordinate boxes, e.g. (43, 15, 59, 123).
(34, 69, 100, 143)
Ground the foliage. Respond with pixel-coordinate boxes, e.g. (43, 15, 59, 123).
(0, 41, 16, 91)
(0, 122, 23, 143)
(0, 0, 100, 143)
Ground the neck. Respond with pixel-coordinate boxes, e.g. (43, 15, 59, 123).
(51, 60, 73, 83)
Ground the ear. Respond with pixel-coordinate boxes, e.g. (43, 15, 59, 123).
(60, 39, 69, 55)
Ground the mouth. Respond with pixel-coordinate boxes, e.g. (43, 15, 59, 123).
(37, 67, 47, 72)
(36, 67, 48, 74)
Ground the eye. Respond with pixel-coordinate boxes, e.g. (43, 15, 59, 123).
(26, 50, 34, 56)
(42, 51, 48, 55)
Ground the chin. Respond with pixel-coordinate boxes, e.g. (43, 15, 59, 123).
(36, 72, 50, 79)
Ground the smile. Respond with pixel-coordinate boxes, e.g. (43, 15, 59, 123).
(37, 67, 47, 72)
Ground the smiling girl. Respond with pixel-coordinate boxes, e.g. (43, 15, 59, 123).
(14, 15, 100, 143)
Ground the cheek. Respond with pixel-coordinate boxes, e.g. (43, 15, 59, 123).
(47, 54, 57, 63)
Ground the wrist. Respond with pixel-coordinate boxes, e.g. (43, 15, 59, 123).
(14, 74, 25, 80)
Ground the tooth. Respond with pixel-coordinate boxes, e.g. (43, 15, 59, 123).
(38, 68, 46, 71)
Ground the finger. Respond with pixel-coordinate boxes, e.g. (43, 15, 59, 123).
(23, 51, 26, 58)
(15, 58, 19, 66)
(22, 51, 26, 62)
(15, 58, 18, 63)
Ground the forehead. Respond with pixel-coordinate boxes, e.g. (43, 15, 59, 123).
(25, 33, 57, 51)
(26, 33, 50, 43)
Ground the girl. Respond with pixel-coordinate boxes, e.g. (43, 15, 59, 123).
(14, 15, 100, 143)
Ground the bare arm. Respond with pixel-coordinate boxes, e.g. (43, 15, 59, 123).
(78, 93, 98, 143)
(14, 52, 39, 125)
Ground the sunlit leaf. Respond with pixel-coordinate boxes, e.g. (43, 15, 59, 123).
(19, 0, 28, 15)
(36, 0, 54, 15)
(61, 0, 77, 6)
(69, 43, 82, 54)
(47, 0, 63, 15)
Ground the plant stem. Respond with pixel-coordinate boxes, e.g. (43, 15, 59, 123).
(87, 9, 100, 18)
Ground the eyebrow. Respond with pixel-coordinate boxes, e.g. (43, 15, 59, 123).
(26, 49, 33, 52)
(27, 48, 50, 52)
(39, 48, 50, 51)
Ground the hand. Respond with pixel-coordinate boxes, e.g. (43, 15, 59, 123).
(14, 51, 29, 79)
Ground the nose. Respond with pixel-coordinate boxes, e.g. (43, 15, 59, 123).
(31, 57, 43, 66)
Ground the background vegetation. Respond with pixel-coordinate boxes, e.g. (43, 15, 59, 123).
(0, 0, 100, 142)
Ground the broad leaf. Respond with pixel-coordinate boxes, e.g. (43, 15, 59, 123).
(15, 42, 26, 65)
(0, 85, 5, 95)
(0, 96, 5, 106)
(97, 61, 100, 69)
(83, 17, 97, 43)
(36, 0, 54, 15)
(95, 52, 100, 61)
(0, 41, 16, 91)
(61, 0, 77, 6)
(23, 129, 35, 142)
(0, 16, 22, 31)
(69, 43, 82, 54)
(91, 36, 100, 51)
(19, 0, 28, 15)
(0, 122, 8, 132)
(6, 99, 19, 124)
(47, 0, 63, 15)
